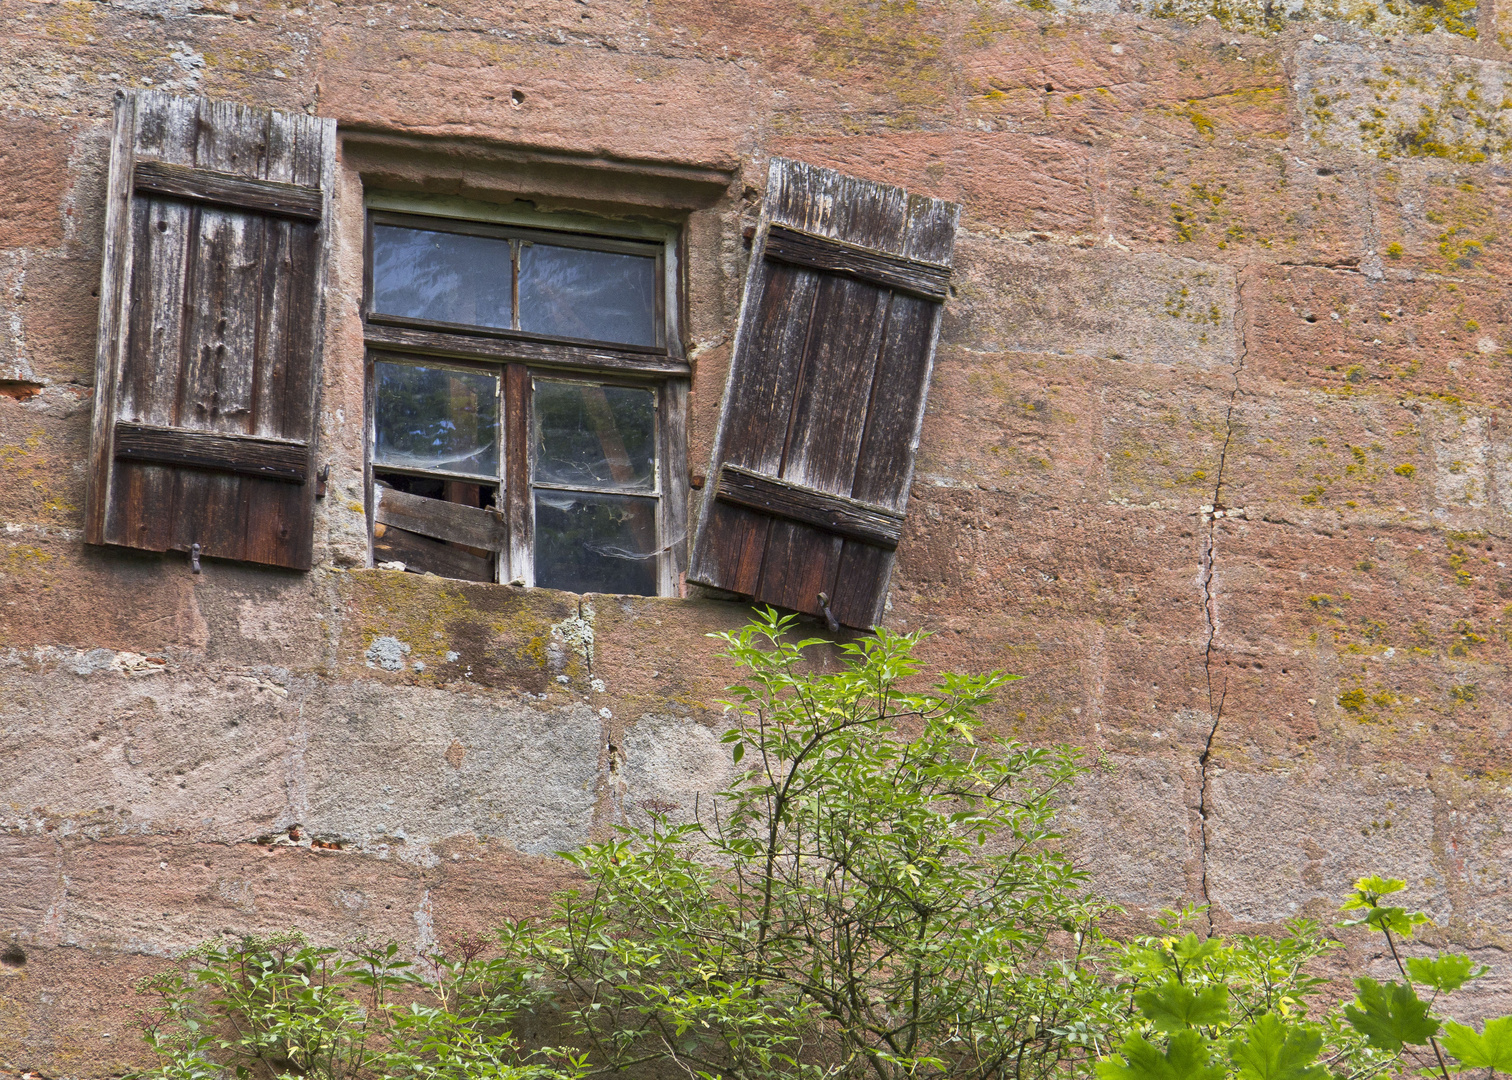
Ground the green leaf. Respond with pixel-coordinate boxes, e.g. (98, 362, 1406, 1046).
(1228, 1012, 1328, 1080)
(1171, 933, 1224, 968)
(1098, 1030, 1227, 1080)
(1440, 1018, 1512, 1072)
(1407, 954, 1483, 994)
(731, 741, 745, 764)
(1343, 978, 1439, 1051)
(1136, 981, 1231, 1033)
(1341, 876, 1408, 908)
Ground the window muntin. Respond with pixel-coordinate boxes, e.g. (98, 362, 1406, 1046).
(362, 201, 683, 597)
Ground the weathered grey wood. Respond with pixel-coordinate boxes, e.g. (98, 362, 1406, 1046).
(133, 159, 323, 220)
(88, 90, 335, 570)
(114, 92, 200, 555)
(687, 157, 959, 627)
(659, 378, 690, 594)
(85, 90, 140, 547)
(364, 322, 690, 377)
(714, 465, 903, 549)
(374, 524, 495, 582)
(114, 422, 308, 481)
(764, 224, 950, 301)
(375, 484, 507, 551)
(503, 364, 531, 584)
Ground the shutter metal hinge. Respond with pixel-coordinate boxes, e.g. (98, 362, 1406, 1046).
(315, 463, 330, 498)
(816, 592, 839, 634)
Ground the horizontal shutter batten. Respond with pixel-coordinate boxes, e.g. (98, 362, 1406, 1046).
(763, 223, 951, 301)
(375, 485, 508, 552)
(134, 159, 324, 220)
(714, 467, 904, 550)
(113, 421, 309, 482)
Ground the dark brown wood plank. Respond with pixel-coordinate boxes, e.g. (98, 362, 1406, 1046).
(374, 525, 495, 582)
(133, 159, 323, 220)
(111, 92, 200, 555)
(764, 224, 949, 301)
(375, 484, 507, 551)
(114, 422, 308, 481)
(166, 97, 273, 563)
(715, 465, 902, 548)
(829, 205, 958, 628)
(364, 322, 690, 377)
(686, 261, 818, 595)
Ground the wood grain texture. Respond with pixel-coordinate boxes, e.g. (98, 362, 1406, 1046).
(503, 364, 531, 584)
(764, 224, 949, 301)
(373, 525, 495, 582)
(714, 465, 903, 548)
(133, 159, 323, 220)
(113, 422, 308, 481)
(687, 157, 959, 627)
(89, 91, 334, 570)
(364, 322, 690, 377)
(85, 91, 139, 546)
(375, 484, 507, 551)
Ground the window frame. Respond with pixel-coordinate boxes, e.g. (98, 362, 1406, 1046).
(360, 191, 689, 596)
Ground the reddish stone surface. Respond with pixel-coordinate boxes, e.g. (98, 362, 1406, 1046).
(2, 0, 1511, 1069)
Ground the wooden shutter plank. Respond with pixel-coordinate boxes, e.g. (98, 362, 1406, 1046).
(828, 199, 957, 628)
(754, 273, 894, 614)
(133, 160, 323, 220)
(714, 465, 903, 548)
(113, 422, 308, 480)
(167, 98, 271, 563)
(85, 92, 138, 547)
(89, 91, 333, 571)
(763, 225, 949, 301)
(689, 262, 819, 595)
(113, 92, 200, 556)
(375, 485, 507, 552)
(688, 159, 958, 628)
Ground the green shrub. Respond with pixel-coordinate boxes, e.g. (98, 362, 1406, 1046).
(129, 611, 1509, 1080)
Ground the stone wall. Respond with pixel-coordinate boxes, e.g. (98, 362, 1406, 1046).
(2, 0, 1510, 1071)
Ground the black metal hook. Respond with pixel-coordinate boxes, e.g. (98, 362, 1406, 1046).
(816, 592, 840, 634)
(190, 542, 202, 574)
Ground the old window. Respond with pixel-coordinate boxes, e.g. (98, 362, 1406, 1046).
(362, 196, 688, 595)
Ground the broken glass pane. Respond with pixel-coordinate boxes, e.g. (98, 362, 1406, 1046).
(533, 380, 655, 491)
(518, 242, 657, 347)
(533, 490, 658, 595)
(374, 362, 499, 476)
(371, 224, 513, 330)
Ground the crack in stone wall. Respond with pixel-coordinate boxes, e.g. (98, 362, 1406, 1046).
(1195, 266, 1251, 933)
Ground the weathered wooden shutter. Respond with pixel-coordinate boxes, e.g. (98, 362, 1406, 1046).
(688, 159, 958, 629)
(85, 91, 335, 570)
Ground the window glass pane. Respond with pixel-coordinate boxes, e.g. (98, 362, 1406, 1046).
(533, 380, 656, 491)
(534, 491, 658, 595)
(518, 243, 657, 347)
(374, 362, 499, 476)
(371, 225, 513, 330)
